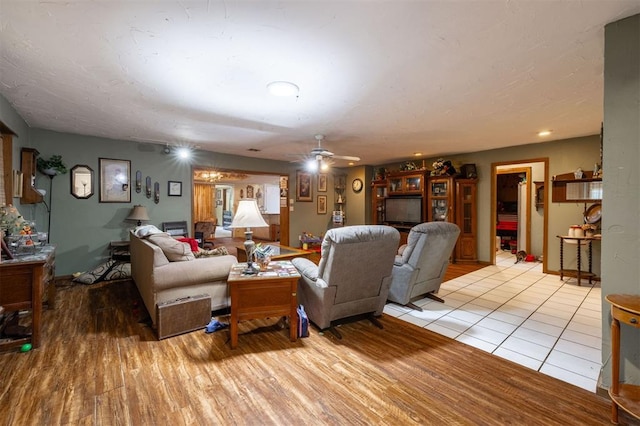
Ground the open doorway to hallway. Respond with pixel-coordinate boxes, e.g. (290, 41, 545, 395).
(491, 159, 549, 271)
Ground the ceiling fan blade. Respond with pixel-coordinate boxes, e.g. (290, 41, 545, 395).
(332, 155, 361, 161)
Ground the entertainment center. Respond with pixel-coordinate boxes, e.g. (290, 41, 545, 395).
(371, 170, 477, 262)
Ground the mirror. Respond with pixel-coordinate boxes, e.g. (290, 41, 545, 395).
(71, 164, 94, 199)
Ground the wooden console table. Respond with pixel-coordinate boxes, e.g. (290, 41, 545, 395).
(557, 235, 600, 286)
(227, 261, 300, 348)
(606, 294, 640, 424)
(0, 245, 56, 351)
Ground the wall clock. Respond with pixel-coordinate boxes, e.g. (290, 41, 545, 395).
(352, 178, 363, 193)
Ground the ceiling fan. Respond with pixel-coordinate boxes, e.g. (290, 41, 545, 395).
(294, 134, 360, 172)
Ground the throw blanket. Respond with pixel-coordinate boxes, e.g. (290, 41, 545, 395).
(178, 237, 200, 252)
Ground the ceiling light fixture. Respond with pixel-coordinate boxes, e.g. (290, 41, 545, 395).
(176, 147, 191, 159)
(538, 130, 552, 137)
(267, 81, 299, 97)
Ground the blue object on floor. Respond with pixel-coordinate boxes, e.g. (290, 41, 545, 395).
(205, 319, 229, 333)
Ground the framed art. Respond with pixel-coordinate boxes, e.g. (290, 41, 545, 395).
(317, 173, 327, 192)
(317, 195, 327, 214)
(99, 158, 131, 203)
(168, 180, 182, 196)
(296, 170, 312, 202)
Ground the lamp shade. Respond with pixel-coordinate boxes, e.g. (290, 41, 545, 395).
(229, 199, 268, 228)
(126, 205, 150, 225)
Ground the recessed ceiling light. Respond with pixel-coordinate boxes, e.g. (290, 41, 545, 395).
(538, 130, 552, 137)
(267, 81, 299, 97)
(414, 152, 422, 156)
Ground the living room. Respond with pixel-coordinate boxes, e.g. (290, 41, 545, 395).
(1, 2, 639, 423)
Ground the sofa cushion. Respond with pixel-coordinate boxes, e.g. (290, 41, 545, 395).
(147, 233, 195, 261)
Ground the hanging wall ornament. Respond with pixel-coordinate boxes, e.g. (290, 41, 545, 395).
(154, 182, 160, 204)
(146, 176, 152, 198)
(136, 171, 142, 193)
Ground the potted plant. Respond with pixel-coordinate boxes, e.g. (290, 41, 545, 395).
(37, 154, 68, 176)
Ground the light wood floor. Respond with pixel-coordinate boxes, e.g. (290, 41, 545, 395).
(1, 254, 626, 425)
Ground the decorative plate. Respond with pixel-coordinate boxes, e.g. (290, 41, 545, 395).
(584, 203, 602, 224)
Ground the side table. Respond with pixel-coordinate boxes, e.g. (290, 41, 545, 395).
(606, 294, 640, 424)
(557, 235, 601, 285)
(227, 260, 301, 349)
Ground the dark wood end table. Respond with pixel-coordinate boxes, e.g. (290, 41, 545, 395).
(227, 260, 301, 348)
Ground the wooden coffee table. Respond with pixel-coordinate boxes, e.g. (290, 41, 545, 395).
(236, 243, 312, 262)
(227, 260, 301, 348)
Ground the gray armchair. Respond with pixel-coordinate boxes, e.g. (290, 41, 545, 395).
(388, 222, 460, 310)
(291, 225, 400, 338)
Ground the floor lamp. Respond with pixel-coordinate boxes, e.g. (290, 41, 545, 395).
(229, 199, 268, 274)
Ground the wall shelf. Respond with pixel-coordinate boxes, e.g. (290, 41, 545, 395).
(551, 171, 602, 203)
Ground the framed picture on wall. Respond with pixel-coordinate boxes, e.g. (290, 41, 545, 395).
(296, 170, 312, 202)
(168, 180, 182, 196)
(317, 173, 327, 192)
(99, 158, 131, 203)
(317, 195, 327, 214)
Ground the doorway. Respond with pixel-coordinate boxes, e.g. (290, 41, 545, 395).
(191, 168, 290, 245)
(491, 159, 549, 271)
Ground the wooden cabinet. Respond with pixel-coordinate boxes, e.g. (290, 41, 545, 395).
(371, 180, 387, 224)
(427, 176, 477, 262)
(0, 245, 56, 351)
(455, 179, 478, 262)
(427, 176, 455, 222)
(20, 148, 44, 204)
(534, 181, 545, 210)
(378, 171, 477, 262)
(387, 171, 426, 196)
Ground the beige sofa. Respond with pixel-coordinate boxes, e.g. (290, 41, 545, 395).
(129, 230, 237, 327)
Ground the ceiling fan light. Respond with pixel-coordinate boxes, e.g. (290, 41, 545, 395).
(321, 161, 329, 171)
(306, 159, 318, 172)
(267, 81, 299, 97)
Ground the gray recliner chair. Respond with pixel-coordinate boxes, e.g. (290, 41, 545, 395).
(291, 225, 400, 339)
(388, 222, 460, 311)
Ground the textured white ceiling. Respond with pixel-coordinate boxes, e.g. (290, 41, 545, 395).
(1, 1, 639, 166)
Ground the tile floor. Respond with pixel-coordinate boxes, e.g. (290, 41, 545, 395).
(384, 250, 603, 393)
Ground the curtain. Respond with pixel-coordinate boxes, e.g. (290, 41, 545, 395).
(193, 183, 214, 222)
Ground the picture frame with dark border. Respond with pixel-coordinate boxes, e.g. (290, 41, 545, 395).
(99, 158, 131, 203)
(317, 195, 327, 214)
(317, 173, 327, 192)
(296, 170, 312, 202)
(168, 180, 182, 196)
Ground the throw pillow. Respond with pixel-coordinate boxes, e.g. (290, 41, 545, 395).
(73, 260, 131, 284)
(147, 233, 195, 261)
(194, 246, 229, 258)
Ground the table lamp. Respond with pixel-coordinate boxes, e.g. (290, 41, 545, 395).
(230, 199, 268, 274)
(126, 205, 150, 226)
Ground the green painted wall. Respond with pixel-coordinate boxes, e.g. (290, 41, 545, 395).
(601, 13, 640, 388)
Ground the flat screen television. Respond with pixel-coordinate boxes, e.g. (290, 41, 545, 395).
(385, 197, 422, 225)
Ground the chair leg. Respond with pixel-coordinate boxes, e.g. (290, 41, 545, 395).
(425, 293, 445, 304)
(406, 302, 424, 311)
(369, 315, 384, 329)
(326, 326, 342, 340)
